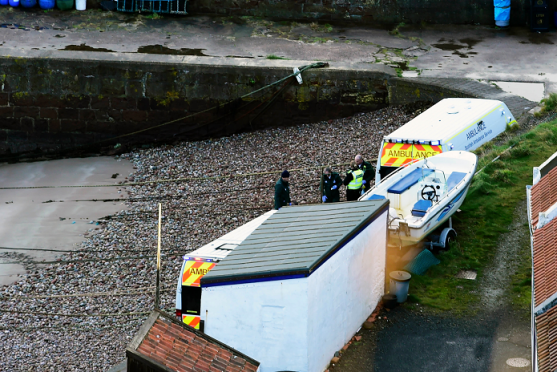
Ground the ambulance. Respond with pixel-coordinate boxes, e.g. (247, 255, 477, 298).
(375, 98, 517, 184)
(175, 210, 275, 330)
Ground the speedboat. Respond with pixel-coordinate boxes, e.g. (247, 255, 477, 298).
(360, 151, 477, 247)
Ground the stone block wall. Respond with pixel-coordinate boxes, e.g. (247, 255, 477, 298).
(0, 52, 393, 157)
(188, 0, 530, 26)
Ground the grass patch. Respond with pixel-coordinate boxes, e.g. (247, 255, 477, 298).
(540, 92, 557, 113)
(510, 221, 533, 314)
(266, 54, 289, 60)
(407, 119, 557, 315)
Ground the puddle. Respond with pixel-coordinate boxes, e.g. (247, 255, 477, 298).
(432, 42, 467, 51)
(455, 270, 477, 280)
(492, 81, 544, 102)
(136, 45, 209, 56)
(226, 55, 254, 58)
(458, 37, 482, 49)
(61, 44, 115, 53)
(402, 70, 419, 77)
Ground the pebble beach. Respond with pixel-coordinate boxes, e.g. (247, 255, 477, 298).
(0, 103, 429, 371)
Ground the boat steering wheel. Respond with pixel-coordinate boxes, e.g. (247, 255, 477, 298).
(421, 185, 436, 201)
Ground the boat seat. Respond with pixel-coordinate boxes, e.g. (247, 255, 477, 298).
(446, 172, 467, 192)
(368, 194, 386, 200)
(411, 199, 432, 217)
(388, 168, 435, 195)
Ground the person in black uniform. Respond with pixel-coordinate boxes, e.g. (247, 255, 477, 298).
(320, 167, 342, 203)
(355, 154, 374, 193)
(274, 170, 291, 210)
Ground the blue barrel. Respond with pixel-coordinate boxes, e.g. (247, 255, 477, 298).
(9, 0, 19, 6)
(20, 0, 36, 7)
(39, 0, 54, 8)
(494, 0, 511, 27)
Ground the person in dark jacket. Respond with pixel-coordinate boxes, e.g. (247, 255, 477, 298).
(343, 162, 364, 201)
(355, 154, 374, 193)
(320, 167, 342, 203)
(274, 170, 291, 210)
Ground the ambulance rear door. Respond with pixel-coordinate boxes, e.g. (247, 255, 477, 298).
(376, 140, 443, 182)
(181, 257, 217, 330)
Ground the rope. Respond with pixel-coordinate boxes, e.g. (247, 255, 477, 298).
(1, 62, 329, 162)
(0, 309, 150, 317)
(0, 255, 157, 265)
(2, 288, 175, 299)
(0, 160, 366, 190)
(0, 318, 146, 332)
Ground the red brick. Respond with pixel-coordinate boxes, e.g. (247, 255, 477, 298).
(111, 97, 136, 110)
(40, 107, 58, 120)
(0, 106, 14, 117)
(122, 110, 148, 122)
(0, 93, 9, 106)
(48, 119, 61, 133)
(195, 360, 211, 371)
(14, 106, 39, 118)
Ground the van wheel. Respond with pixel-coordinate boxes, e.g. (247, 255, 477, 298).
(439, 228, 456, 250)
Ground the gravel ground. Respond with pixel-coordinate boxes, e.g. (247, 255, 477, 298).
(0, 103, 430, 371)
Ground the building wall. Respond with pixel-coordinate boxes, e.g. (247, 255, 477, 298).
(306, 209, 387, 372)
(201, 278, 310, 372)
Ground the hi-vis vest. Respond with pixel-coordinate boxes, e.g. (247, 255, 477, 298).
(347, 169, 364, 190)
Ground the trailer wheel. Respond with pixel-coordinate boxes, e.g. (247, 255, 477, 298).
(439, 228, 456, 250)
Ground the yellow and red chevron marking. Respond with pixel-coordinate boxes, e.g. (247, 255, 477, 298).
(182, 315, 201, 329)
(381, 143, 442, 167)
(182, 261, 216, 287)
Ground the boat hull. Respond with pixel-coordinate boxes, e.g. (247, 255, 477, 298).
(388, 185, 470, 246)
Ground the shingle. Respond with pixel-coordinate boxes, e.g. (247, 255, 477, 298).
(531, 166, 557, 227)
(536, 305, 557, 372)
(533, 218, 557, 306)
(134, 312, 259, 372)
(201, 200, 388, 284)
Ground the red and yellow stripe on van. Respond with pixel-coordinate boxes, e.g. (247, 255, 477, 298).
(182, 261, 216, 287)
(381, 142, 442, 167)
(182, 315, 201, 329)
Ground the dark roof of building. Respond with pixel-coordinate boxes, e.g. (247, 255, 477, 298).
(127, 310, 259, 372)
(533, 217, 557, 308)
(531, 166, 557, 227)
(536, 303, 557, 372)
(201, 200, 389, 285)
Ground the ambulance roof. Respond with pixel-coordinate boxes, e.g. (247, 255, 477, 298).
(188, 210, 276, 260)
(200, 200, 389, 285)
(385, 98, 505, 142)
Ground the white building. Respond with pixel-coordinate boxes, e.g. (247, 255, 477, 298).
(200, 200, 389, 372)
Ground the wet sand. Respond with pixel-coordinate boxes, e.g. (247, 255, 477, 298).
(0, 156, 133, 286)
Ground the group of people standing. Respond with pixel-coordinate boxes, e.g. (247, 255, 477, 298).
(274, 154, 374, 210)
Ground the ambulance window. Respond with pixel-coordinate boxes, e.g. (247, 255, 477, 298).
(182, 286, 201, 316)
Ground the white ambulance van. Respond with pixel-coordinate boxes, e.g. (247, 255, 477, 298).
(375, 98, 517, 184)
(175, 210, 275, 331)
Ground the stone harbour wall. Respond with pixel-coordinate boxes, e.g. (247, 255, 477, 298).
(188, 0, 531, 26)
(0, 51, 393, 157)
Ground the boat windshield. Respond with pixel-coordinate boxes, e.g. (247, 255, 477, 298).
(419, 169, 447, 203)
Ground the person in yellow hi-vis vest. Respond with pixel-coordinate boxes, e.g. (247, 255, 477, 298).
(343, 161, 364, 201)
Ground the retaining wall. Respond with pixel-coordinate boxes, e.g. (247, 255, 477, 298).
(0, 51, 392, 157)
(0, 51, 535, 158)
(188, 0, 532, 26)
